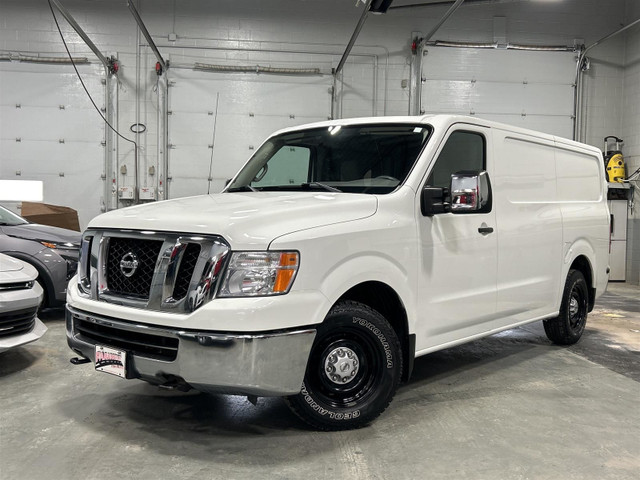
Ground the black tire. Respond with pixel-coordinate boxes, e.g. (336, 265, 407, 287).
(285, 300, 402, 431)
(543, 269, 589, 345)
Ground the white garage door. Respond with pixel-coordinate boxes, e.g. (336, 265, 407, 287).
(420, 47, 576, 138)
(0, 63, 104, 228)
(167, 69, 332, 198)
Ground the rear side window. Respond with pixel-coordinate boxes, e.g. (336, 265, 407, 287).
(427, 131, 485, 188)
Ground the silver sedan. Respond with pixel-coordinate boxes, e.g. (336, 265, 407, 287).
(0, 253, 47, 353)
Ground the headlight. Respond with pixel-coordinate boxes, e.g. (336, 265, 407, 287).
(218, 251, 299, 297)
(39, 240, 79, 250)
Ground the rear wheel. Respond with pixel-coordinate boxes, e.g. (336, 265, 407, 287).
(286, 301, 402, 431)
(543, 269, 589, 345)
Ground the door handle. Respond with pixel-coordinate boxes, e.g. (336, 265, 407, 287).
(478, 226, 494, 235)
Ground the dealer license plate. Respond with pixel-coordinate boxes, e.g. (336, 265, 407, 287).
(95, 345, 127, 379)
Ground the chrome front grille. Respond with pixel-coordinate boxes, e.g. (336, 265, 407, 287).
(78, 230, 229, 313)
(172, 243, 201, 301)
(106, 237, 163, 299)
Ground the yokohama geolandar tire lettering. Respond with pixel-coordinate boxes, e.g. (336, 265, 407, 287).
(543, 269, 589, 345)
(285, 300, 402, 431)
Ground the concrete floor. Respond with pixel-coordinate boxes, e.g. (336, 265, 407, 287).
(1, 284, 639, 480)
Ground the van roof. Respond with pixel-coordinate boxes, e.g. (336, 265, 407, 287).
(270, 114, 602, 156)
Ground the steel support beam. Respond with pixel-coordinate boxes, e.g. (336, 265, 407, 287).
(423, 0, 465, 43)
(50, 0, 110, 70)
(127, 0, 168, 73)
(413, 0, 465, 115)
(335, 0, 374, 76)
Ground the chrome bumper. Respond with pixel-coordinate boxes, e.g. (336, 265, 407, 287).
(66, 306, 316, 396)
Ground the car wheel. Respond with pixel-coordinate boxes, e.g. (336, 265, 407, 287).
(543, 269, 589, 345)
(285, 300, 402, 431)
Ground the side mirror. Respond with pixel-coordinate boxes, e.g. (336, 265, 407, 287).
(450, 171, 491, 213)
(421, 187, 450, 216)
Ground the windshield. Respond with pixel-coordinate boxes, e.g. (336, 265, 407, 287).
(0, 205, 28, 226)
(226, 124, 432, 194)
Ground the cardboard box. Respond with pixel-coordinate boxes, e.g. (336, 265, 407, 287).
(21, 202, 80, 232)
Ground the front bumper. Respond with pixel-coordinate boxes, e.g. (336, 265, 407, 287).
(66, 305, 316, 396)
(0, 318, 47, 353)
(0, 282, 46, 353)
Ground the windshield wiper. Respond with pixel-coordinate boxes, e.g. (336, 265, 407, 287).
(226, 185, 259, 192)
(301, 182, 342, 193)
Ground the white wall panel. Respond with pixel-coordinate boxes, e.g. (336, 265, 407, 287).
(421, 47, 576, 138)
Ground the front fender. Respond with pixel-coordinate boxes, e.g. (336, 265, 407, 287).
(317, 253, 416, 331)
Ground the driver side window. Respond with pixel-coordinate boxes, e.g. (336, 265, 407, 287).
(427, 131, 485, 188)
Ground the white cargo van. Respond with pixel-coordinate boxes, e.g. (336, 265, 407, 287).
(66, 115, 610, 430)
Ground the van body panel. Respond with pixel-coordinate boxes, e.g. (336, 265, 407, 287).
(492, 130, 563, 323)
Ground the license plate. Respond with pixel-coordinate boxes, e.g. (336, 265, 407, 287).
(95, 345, 127, 379)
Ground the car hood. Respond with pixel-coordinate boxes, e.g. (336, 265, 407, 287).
(1, 223, 81, 246)
(0, 253, 38, 282)
(89, 192, 378, 249)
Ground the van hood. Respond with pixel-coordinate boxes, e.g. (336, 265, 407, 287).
(89, 192, 378, 249)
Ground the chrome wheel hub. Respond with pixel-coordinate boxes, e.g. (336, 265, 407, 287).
(324, 346, 359, 385)
(569, 296, 579, 317)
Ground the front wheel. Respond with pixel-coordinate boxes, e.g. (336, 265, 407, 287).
(543, 269, 589, 345)
(286, 301, 402, 431)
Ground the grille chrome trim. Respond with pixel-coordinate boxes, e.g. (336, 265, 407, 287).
(77, 229, 229, 313)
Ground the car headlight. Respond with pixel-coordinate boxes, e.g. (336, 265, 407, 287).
(39, 240, 79, 250)
(218, 251, 299, 297)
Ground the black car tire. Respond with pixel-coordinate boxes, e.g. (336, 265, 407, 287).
(285, 300, 402, 431)
(543, 269, 589, 345)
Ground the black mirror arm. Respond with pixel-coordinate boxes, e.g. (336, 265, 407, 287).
(421, 187, 450, 216)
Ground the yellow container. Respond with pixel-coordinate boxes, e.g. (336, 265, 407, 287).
(606, 153, 625, 183)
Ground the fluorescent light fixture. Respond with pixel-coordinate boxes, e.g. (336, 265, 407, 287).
(0, 180, 44, 201)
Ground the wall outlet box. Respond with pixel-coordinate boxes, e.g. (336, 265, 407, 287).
(118, 186, 134, 199)
(139, 187, 156, 200)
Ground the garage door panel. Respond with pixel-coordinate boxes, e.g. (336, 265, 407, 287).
(424, 48, 575, 83)
(421, 47, 575, 137)
(0, 106, 104, 142)
(170, 73, 329, 115)
(0, 141, 103, 176)
(0, 63, 104, 228)
(0, 66, 103, 108)
(168, 68, 331, 199)
(470, 83, 572, 115)
(476, 114, 573, 139)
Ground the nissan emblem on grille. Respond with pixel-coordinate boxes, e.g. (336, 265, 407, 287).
(119, 252, 139, 278)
